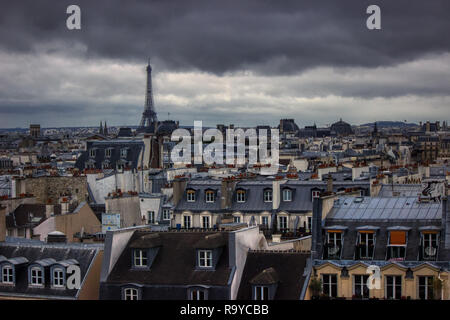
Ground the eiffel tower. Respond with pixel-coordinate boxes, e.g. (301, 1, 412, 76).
(138, 60, 158, 132)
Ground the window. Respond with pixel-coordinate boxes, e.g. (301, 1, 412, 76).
(183, 215, 192, 229)
(385, 275, 402, 299)
(53, 268, 64, 288)
(421, 232, 438, 260)
(282, 189, 292, 201)
(312, 190, 320, 201)
(187, 190, 196, 202)
(120, 148, 128, 158)
(30, 267, 43, 286)
(191, 289, 206, 300)
(89, 149, 96, 157)
(162, 209, 171, 221)
(124, 288, 139, 300)
(418, 276, 434, 300)
(205, 190, 215, 203)
(233, 216, 241, 223)
(278, 216, 288, 231)
(198, 250, 213, 268)
(2, 265, 13, 284)
(325, 231, 342, 259)
(105, 148, 112, 158)
(254, 286, 269, 300)
(357, 231, 375, 259)
(202, 216, 211, 229)
(261, 216, 269, 228)
(147, 211, 155, 224)
(322, 274, 337, 298)
(353, 275, 370, 298)
(263, 189, 272, 202)
(236, 190, 246, 203)
(133, 249, 148, 267)
(307, 216, 312, 232)
(387, 231, 407, 261)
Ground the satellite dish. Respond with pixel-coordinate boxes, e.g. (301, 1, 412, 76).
(425, 247, 436, 256)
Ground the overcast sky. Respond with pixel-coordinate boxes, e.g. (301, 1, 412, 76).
(0, 0, 449, 128)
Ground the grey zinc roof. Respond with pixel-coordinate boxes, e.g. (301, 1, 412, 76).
(231, 181, 273, 212)
(328, 196, 442, 220)
(175, 180, 223, 212)
(378, 184, 422, 197)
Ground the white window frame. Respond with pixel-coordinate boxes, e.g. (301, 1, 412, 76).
(233, 215, 241, 223)
(202, 215, 211, 229)
(418, 276, 434, 300)
(120, 148, 128, 158)
(282, 189, 292, 202)
(236, 190, 246, 203)
(312, 190, 320, 201)
(385, 275, 402, 299)
(278, 215, 288, 230)
(353, 274, 370, 298)
(205, 191, 215, 203)
(2, 265, 13, 284)
(133, 249, 148, 267)
(198, 250, 213, 268)
(358, 232, 375, 259)
(53, 268, 65, 288)
(422, 232, 438, 260)
(147, 211, 155, 224)
(30, 267, 44, 286)
(322, 274, 338, 298)
(183, 215, 192, 229)
(89, 149, 96, 158)
(105, 148, 112, 158)
(187, 190, 196, 202)
(263, 189, 273, 202)
(124, 288, 139, 300)
(162, 209, 171, 221)
(261, 215, 269, 227)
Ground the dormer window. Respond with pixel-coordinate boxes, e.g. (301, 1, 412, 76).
(282, 189, 292, 201)
(89, 148, 96, 158)
(205, 190, 215, 203)
(133, 249, 148, 267)
(30, 267, 44, 286)
(324, 231, 343, 259)
(198, 250, 213, 268)
(105, 148, 113, 158)
(120, 148, 128, 158)
(202, 216, 211, 229)
(1, 265, 13, 284)
(187, 189, 196, 202)
(420, 231, 438, 260)
(123, 287, 139, 300)
(263, 189, 272, 202)
(356, 231, 375, 260)
(254, 286, 269, 300)
(387, 231, 407, 261)
(190, 289, 206, 300)
(52, 268, 65, 288)
(312, 190, 320, 201)
(236, 189, 246, 203)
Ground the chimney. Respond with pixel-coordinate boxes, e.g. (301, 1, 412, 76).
(45, 204, 54, 218)
(326, 173, 333, 193)
(172, 178, 187, 206)
(220, 178, 236, 210)
(0, 206, 6, 242)
(311, 197, 323, 259)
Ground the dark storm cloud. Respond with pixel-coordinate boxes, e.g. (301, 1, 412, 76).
(1, 0, 450, 75)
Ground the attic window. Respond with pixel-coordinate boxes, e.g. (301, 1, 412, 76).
(282, 188, 292, 201)
(123, 287, 139, 300)
(187, 190, 196, 202)
(254, 286, 269, 300)
(205, 190, 215, 203)
(52, 268, 64, 288)
(198, 250, 213, 268)
(120, 148, 128, 158)
(387, 231, 407, 261)
(1, 265, 13, 284)
(89, 149, 96, 158)
(30, 267, 44, 286)
(133, 249, 148, 267)
(420, 231, 438, 260)
(236, 189, 246, 203)
(263, 189, 272, 202)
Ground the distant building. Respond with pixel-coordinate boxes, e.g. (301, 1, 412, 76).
(330, 119, 353, 136)
(29, 124, 41, 139)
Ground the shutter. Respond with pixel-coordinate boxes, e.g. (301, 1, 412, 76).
(389, 231, 406, 245)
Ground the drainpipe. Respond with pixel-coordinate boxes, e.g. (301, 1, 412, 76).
(438, 271, 444, 300)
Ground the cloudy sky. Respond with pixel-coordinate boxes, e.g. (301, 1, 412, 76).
(0, 0, 449, 128)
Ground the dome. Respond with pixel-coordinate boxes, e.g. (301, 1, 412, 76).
(330, 118, 353, 136)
